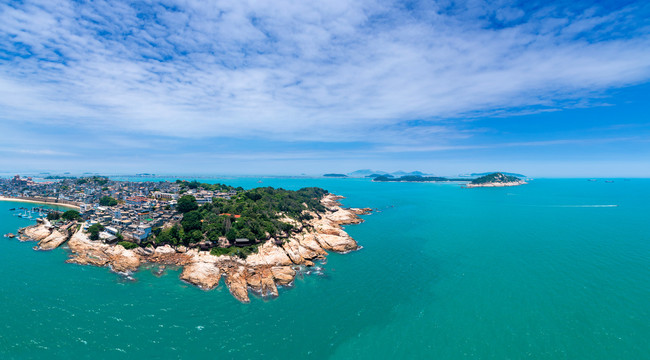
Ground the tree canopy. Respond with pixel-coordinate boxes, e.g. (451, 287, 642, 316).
(153, 186, 329, 258)
(99, 196, 118, 206)
(177, 195, 198, 213)
(88, 223, 105, 240)
(62, 210, 82, 221)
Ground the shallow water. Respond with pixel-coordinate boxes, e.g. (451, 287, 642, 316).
(1, 178, 649, 359)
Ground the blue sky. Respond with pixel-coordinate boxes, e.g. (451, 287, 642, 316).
(1, 0, 649, 176)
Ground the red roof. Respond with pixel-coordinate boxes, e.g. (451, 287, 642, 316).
(220, 213, 241, 218)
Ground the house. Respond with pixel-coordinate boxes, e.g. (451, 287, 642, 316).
(105, 226, 119, 235)
(126, 196, 148, 205)
(153, 192, 178, 200)
(234, 238, 252, 247)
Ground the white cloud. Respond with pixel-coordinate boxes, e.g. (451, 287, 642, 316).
(0, 0, 649, 146)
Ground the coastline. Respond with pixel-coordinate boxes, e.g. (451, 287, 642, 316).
(464, 181, 527, 188)
(11, 193, 370, 303)
(0, 196, 81, 210)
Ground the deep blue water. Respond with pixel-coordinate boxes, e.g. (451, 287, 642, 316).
(1, 178, 649, 359)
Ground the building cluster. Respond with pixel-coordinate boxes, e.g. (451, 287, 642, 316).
(1, 175, 237, 244)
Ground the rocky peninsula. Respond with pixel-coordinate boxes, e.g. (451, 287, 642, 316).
(14, 193, 371, 303)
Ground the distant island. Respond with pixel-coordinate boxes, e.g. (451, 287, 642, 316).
(372, 175, 466, 182)
(347, 169, 430, 178)
(3, 176, 371, 303)
(465, 173, 526, 187)
(368, 172, 528, 187)
(464, 171, 527, 178)
(323, 173, 348, 178)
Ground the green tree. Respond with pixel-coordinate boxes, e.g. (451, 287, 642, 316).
(118, 241, 138, 249)
(62, 210, 82, 221)
(187, 230, 204, 244)
(177, 195, 198, 213)
(47, 211, 61, 221)
(87, 223, 105, 240)
(181, 210, 203, 232)
(99, 196, 118, 206)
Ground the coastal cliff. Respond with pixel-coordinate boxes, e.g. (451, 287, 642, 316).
(12, 194, 370, 303)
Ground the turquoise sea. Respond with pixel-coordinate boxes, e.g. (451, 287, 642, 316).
(1, 178, 649, 359)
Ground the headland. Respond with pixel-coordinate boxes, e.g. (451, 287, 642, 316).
(4, 176, 371, 303)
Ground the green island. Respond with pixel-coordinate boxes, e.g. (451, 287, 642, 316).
(466, 172, 526, 187)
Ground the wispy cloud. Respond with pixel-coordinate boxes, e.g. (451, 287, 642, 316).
(0, 0, 649, 146)
(378, 136, 640, 153)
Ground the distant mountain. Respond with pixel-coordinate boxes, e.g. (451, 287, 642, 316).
(323, 173, 348, 178)
(373, 175, 465, 182)
(366, 173, 393, 178)
(392, 170, 430, 176)
(348, 169, 430, 178)
(348, 169, 388, 177)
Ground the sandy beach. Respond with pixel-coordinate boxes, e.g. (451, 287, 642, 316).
(0, 196, 80, 210)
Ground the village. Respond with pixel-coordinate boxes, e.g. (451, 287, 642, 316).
(1, 175, 238, 245)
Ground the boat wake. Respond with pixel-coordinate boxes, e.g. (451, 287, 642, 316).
(554, 205, 619, 208)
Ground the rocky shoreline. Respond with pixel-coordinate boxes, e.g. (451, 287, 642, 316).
(11, 194, 371, 303)
(464, 181, 527, 188)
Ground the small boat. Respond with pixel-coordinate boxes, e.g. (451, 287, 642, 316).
(587, 179, 597, 182)
(605, 180, 614, 183)
(9, 208, 15, 211)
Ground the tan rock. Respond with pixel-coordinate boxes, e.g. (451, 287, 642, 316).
(257, 241, 293, 266)
(107, 246, 141, 273)
(23, 224, 51, 242)
(180, 262, 221, 290)
(295, 232, 327, 256)
(38, 229, 68, 250)
(350, 207, 373, 215)
(246, 269, 262, 289)
(259, 267, 278, 297)
(315, 233, 358, 253)
(66, 230, 141, 273)
(271, 266, 296, 286)
(224, 266, 250, 303)
(281, 238, 305, 264)
(326, 208, 363, 225)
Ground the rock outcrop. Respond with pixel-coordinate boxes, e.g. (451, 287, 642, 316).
(14, 193, 370, 303)
(38, 229, 68, 250)
(22, 223, 53, 242)
(20, 220, 74, 250)
(180, 262, 221, 290)
(67, 230, 141, 273)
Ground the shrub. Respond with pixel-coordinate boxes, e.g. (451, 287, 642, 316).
(118, 241, 138, 250)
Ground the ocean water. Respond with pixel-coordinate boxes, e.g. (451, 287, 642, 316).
(1, 178, 649, 359)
